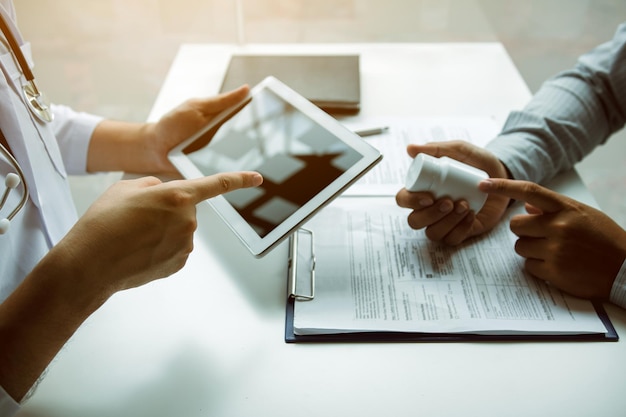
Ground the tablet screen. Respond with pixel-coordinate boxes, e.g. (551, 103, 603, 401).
(169, 76, 381, 257)
(182, 86, 363, 238)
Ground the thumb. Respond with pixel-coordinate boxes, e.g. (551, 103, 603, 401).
(406, 140, 479, 163)
(193, 84, 250, 116)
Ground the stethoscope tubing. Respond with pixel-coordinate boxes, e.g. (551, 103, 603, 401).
(0, 8, 52, 123)
(0, 11, 34, 82)
(0, 11, 36, 228)
(0, 129, 28, 221)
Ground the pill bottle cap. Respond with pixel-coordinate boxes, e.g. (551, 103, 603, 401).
(405, 153, 440, 192)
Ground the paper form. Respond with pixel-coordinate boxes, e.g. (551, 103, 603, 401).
(292, 116, 608, 337)
(294, 197, 608, 335)
(343, 116, 501, 196)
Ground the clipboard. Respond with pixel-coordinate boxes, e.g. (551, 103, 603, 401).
(285, 229, 619, 343)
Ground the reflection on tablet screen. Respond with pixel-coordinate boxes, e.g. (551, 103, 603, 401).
(183, 87, 362, 237)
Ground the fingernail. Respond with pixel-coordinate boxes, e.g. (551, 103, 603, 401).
(455, 202, 468, 214)
(252, 173, 263, 186)
(419, 198, 434, 207)
(439, 201, 453, 213)
(479, 179, 494, 191)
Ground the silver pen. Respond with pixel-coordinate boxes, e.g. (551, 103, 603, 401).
(354, 126, 389, 137)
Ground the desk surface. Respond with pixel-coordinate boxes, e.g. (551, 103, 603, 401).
(22, 43, 626, 417)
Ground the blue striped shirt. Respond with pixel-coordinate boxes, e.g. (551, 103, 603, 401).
(486, 23, 626, 308)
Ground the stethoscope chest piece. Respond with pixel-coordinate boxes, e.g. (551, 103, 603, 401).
(23, 80, 53, 123)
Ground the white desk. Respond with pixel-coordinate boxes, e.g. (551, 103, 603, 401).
(21, 44, 626, 417)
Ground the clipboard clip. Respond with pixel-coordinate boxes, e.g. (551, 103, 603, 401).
(288, 228, 315, 301)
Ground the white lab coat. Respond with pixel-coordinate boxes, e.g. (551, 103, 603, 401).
(0, 5, 102, 305)
(0, 2, 103, 413)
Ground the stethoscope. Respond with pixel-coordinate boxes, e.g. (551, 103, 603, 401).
(0, 11, 53, 234)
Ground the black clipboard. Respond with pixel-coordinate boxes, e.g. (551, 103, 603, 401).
(284, 230, 619, 343)
(285, 297, 618, 343)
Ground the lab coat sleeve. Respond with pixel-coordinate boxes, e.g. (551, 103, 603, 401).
(50, 104, 103, 175)
(0, 385, 20, 417)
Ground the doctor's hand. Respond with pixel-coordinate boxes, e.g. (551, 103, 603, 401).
(44, 171, 262, 303)
(479, 178, 626, 299)
(87, 85, 250, 174)
(1, 171, 261, 403)
(395, 140, 510, 245)
(144, 85, 250, 175)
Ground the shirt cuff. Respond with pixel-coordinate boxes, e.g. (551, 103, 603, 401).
(609, 259, 626, 308)
(0, 385, 20, 417)
(51, 104, 104, 175)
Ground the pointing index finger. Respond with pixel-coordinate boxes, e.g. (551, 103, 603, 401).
(179, 171, 263, 204)
(479, 178, 566, 213)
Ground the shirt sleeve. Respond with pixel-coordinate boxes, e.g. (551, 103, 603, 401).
(50, 104, 103, 175)
(485, 23, 626, 184)
(0, 385, 20, 417)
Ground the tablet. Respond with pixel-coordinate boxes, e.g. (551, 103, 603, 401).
(168, 76, 382, 257)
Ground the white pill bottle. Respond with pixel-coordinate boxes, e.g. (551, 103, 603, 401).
(405, 153, 489, 213)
